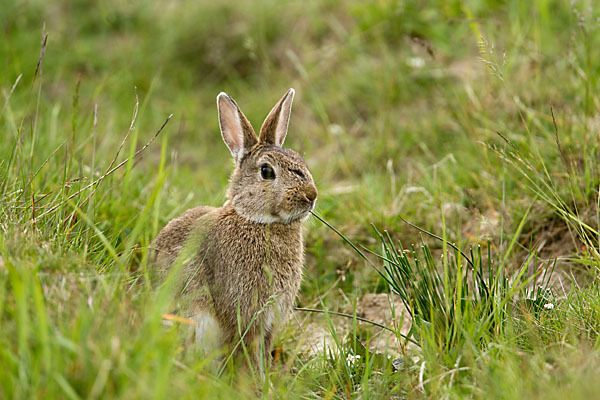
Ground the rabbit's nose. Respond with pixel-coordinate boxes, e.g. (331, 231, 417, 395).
(304, 185, 318, 202)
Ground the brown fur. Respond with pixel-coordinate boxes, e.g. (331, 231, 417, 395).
(153, 89, 316, 366)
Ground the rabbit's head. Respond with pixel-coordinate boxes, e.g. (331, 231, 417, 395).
(217, 89, 317, 224)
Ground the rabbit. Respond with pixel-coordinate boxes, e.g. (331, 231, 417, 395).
(153, 88, 317, 367)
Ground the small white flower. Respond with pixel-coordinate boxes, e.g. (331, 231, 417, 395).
(544, 303, 555, 310)
(407, 57, 425, 68)
(328, 124, 343, 136)
(346, 353, 361, 367)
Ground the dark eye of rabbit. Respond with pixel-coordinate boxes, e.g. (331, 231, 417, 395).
(260, 164, 275, 180)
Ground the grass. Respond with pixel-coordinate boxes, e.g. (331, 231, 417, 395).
(2, 0, 600, 397)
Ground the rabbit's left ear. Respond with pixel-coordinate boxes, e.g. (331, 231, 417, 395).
(259, 88, 295, 147)
(217, 92, 257, 162)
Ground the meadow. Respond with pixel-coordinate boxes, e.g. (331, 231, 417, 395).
(2, 0, 600, 398)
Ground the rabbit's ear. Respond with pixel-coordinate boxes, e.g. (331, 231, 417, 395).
(217, 92, 257, 162)
(259, 88, 295, 147)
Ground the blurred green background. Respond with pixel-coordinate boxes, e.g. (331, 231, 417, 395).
(2, 0, 600, 398)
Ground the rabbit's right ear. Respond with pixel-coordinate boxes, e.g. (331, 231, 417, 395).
(217, 92, 258, 162)
(259, 88, 294, 147)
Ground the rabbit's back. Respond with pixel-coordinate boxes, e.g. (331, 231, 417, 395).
(154, 205, 217, 267)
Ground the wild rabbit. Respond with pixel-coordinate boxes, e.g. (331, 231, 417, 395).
(154, 89, 317, 366)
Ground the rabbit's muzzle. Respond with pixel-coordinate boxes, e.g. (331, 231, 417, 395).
(303, 184, 318, 203)
(299, 184, 317, 212)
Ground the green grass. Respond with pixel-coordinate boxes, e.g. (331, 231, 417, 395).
(2, 0, 600, 397)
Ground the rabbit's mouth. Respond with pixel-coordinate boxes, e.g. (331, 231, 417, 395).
(234, 207, 313, 225)
(291, 201, 317, 223)
(268, 201, 315, 224)
(232, 198, 316, 224)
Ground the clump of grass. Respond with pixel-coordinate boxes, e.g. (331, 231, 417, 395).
(314, 208, 555, 362)
(373, 223, 555, 360)
(490, 125, 600, 269)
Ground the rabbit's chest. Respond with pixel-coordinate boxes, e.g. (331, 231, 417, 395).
(208, 220, 303, 324)
(228, 234, 302, 294)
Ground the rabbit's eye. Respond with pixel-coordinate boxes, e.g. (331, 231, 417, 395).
(260, 164, 275, 180)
